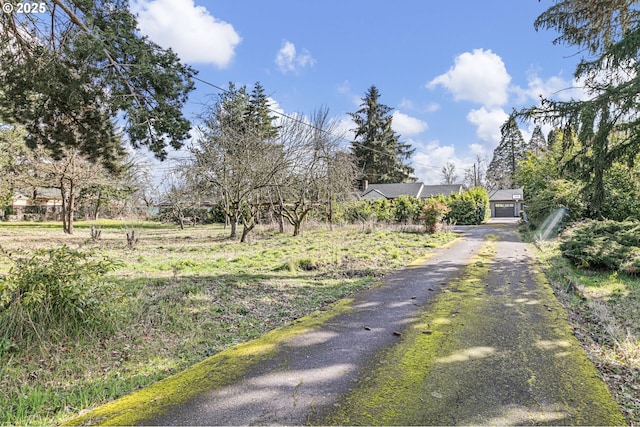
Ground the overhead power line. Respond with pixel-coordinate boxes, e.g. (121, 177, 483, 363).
(191, 76, 443, 172)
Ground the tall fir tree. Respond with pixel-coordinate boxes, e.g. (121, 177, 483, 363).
(486, 115, 527, 189)
(528, 125, 547, 155)
(349, 85, 415, 183)
(246, 82, 280, 140)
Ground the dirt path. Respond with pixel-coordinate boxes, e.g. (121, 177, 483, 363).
(65, 220, 623, 426)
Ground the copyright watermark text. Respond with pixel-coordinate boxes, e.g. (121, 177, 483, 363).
(2, 2, 47, 14)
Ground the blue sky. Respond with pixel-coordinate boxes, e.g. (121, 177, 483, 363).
(131, 0, 586, 184)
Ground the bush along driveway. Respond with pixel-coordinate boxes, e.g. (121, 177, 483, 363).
(64, 222, 623, 426)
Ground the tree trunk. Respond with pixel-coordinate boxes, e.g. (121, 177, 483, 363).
(59, 180, 75, 235)
(240, 222, 254, 243)
(67, 191, 74, 235)
(291, 208, 310, 237)
(60, 182, 68, 234)
(327, 195, 334, 231)
(273, 191, 285, 233)
(230, 216, 238, 239)
(240, 204, 258, 243)
(92, 190, 102, 220)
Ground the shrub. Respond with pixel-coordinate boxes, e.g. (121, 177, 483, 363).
(420, 199, 451, 233)
(372, 199, 393, 223)
(0, 246, 122, 344)
(526, 179, 587, 227)
(445, 187, 490, 225)
(341, 201, 375, 224)
(393, 195, 420, 224)
(560, 220, 640, 274)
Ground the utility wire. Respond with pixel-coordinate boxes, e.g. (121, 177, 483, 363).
(191, 76, 443, 172)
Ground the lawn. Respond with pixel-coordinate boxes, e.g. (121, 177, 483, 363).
(0, 220, 456, 425)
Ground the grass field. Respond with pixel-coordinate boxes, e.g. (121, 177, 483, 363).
(0, 220, 456, 425)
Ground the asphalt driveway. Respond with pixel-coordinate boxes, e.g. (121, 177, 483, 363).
(65, 220, 623, 426)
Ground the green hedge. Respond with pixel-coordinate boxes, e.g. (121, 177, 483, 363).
(444, 187, 490, 225)
(333, 187, 490, 227)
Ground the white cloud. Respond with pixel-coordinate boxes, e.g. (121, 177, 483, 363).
(392, 111, 428, 136)
(267, 97, 284, 116)
(398, 98, 415, 110)
(522, 72, 587, 102)
(427, 49, 511, 108)
(275, 40, 316, 74)
(469, 143, 487, 156)
(411, 140, 463, 185)
(131, 0, 241, 67)
(424, 102, 441, 113)
(336, 115, 357, 145)
(466, 107, 509, 147)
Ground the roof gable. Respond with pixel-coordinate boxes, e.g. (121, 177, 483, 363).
(489, 188, 524, 201)
(362, 182, 424, 199)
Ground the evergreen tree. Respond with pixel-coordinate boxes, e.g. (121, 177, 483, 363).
(528, 125, 547, 155)
(486, 115, 527, 189)
(349, 85, 415, 183)
(523, 0, 640, 217)
(246, 82, 280, 140)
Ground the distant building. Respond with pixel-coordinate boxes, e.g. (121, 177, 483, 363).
(7, 188, 63, 221)
(360, 182, 464, 200)
(488, 188, 524, 217)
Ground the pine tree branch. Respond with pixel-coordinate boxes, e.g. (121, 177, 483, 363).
(51, 0, 145, 112)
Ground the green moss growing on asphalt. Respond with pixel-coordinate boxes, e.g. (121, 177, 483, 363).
(406, 236, 461, 267)
(62, 299, 354, 426)
(318, 239, 497, 425)
(318, 236, 624, 426)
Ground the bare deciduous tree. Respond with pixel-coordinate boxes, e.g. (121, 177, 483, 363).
(440, 162, 459, 185)
(271, 108, 357, 236)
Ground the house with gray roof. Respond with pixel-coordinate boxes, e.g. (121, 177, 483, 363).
(361, 182, 464, 200)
